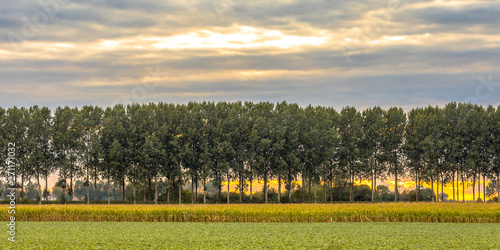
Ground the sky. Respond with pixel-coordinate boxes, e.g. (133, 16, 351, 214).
(2, 0, 500, 111)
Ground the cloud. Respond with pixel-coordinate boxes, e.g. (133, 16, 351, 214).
(1, 0, 500, 110)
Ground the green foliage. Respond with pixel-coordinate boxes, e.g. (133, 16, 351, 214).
(2, 101, 500, 204)
(3, 222, 500, 249)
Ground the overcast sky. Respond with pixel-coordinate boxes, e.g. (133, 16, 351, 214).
(2, 0, 500, 110)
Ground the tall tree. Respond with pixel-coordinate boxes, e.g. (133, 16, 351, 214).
(338, 106, 363, 202)
(79, 106, 103, 203)
(405, 108, 425, 202)
(101, 105, 128, 202)
(277, 102, 303, 203)
(4, 107, 29, 198)
(156, 103, 182, 204)
(53, 106, 82, 202)
(26, 106, 53, 204)
(126, 104, 151, 204)
(442, 102, 460, 201)
(251, 102, 274, 203)
(141, 134, 164, 204)
(362, 107, 386, 202)
(491, 105, 500, 202)
(382, 107, 406, 202)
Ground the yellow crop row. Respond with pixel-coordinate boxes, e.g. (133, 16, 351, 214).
(7, 203, 500, 223)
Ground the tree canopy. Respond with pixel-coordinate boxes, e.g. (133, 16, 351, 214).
(1, 101, 499, 203)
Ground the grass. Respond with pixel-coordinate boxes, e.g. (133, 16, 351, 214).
(2, 222, 499, 249)
(8, 203, 500, 223)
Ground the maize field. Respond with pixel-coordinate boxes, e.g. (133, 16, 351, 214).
(7, 203, 500, 223)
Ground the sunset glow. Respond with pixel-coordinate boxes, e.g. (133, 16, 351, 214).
(219, 179, 495, 201)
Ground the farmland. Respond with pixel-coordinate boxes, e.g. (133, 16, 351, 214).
(2, 222, 499, 249)
(7, 203, 500, 223)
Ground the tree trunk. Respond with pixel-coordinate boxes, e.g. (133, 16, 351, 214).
(249, 166, 253, 202)
(441, 175, 444, 202)
(426, 174, 429, 202)
(216, 175, 220, 204)
(195, 176, 198, 203)
(473, 174, 476, 202)
(86, 167, 90, 205)
(144, 177, 147, 203)
(461, 174, 465, 202)
(323, 177, 327, 203)
(64, 178, 67, 204)
(278, 176, 281, 203)
(314, 180, 317, 204)
(497, 174, 499, 203)
(249, 175, 253, 201)
(167, 178, 170, 204)
(349, 167, 353, 203)
(122, 179, 125, 202)
(452, 171, 455, 201)
(37, 174, 42, 205)
(288, 174, 292, 203)
(107, 175, 111, 205)
(21, 174, 24, 199)
(45, 176, 48, 201)
(374, 171, 377, 202)
(307, 178, 311, 201)
(94, 166, 98, 202)
(179, 177, 182, 204)
(328, 179, 333, 203)
(70, 172, 73, 202)
(155, 176, 158, 205)
(133, 181, 137, 204)
(483, 175, 486, 203)
(371, 169, 375, 202)
(227, 172, 230, 205)
(239, 174, 242, 203)
(203, 178, 206, 204)
(478, 172, 481, 202)
(132, 181, 137, 204)
(191, 176, 194, 204)
(436, 176, 439, 202)
(394, 165, 398, 202)
(119, 179, 122, 201)
(264, 174, 268, 204)
(301, 173, 305, 202)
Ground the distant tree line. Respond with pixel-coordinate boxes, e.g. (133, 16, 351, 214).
(0, 101, 499, 204)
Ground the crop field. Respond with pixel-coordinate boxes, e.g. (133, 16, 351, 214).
(2, 222, 499, 249)
(7, 203, 500, 223)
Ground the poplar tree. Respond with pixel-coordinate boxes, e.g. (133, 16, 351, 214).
(53, 106, 81, 202)
(362, 106, 385, 202)
(382, 107, 406, 202)
(338, 106, 363, 202)
(79, 105, 103, 203)
(251, 102, 274, 203)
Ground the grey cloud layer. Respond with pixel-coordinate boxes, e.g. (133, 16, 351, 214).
(1, 0, 500, 109)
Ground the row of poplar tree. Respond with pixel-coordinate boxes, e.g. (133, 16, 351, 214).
(1, 101, 499, 204)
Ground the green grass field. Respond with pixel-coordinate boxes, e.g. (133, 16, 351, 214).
(2, 222, 499, 249)
(4, 204, 499, 249)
